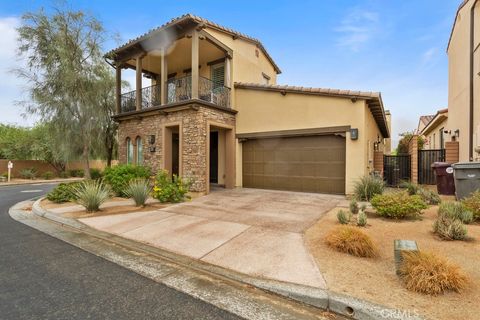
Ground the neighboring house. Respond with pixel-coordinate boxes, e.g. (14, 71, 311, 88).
(417, 114, 434, 135)
(447, 0, 480, 161)
(105, 14, 390, 195)
(421, 109, 448, 150)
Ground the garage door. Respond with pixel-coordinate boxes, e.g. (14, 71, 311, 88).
(242, 135, 346, 194)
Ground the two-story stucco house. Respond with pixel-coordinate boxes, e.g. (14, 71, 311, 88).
(105, 14, 390, 195)
(447, 0, 480, 161)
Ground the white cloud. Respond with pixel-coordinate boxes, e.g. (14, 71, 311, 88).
(421, 47, 439, 67)
(0, 16, 36, 126)
(335, 9, 380, 52)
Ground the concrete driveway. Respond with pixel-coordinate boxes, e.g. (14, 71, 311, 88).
(79, 188, 344, 288)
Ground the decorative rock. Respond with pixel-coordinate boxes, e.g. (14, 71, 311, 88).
(394, 240, 419, 275)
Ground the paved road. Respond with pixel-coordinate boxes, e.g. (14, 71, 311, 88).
(0, 183, 242, 320)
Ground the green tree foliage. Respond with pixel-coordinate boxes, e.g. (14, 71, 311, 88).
(397, 131, 425, 154)
(15, 7, 117, 178)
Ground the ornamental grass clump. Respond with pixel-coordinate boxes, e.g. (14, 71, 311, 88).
(433, 204, 469, 241)
(353, 175, 385, 201)
(370, 192, 427, 219)
(357, 210, 368, 227)
(72, 180, 111, 212)
(324, 226, 378, 258)
(399, 251, 468, 295)
(438, 202, 474, 224)
(124, 179, 152, 207)
(337, 210, 351, 225)
(349, 199, 359, 214)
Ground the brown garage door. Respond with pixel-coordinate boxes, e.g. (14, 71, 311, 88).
(242, 135, 346, 194)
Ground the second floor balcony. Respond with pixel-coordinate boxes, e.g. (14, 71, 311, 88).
(110, 21, 234, 116)
(120, 76, 231, 113)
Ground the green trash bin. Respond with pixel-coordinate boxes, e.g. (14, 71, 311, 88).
(452, 162, 480, 200)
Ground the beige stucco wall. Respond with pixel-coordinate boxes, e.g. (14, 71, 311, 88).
(423, 118, 448, 150)
(448, 0, 480, 161)
(234, 88, 386, 194)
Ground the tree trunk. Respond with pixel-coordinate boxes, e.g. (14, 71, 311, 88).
(82, 142, 91, 179)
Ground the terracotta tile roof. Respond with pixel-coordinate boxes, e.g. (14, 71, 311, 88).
(419, 115, 435, 126)
(447, 0, 470, 52)
(234, 82, 389, 138)
(105, 13, 281, 74)
(421, 108, 449, 135)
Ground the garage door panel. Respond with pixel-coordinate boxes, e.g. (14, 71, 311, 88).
(242, 135, 346, 194)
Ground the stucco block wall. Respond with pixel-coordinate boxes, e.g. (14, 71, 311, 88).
(118, 105, 235, 192)
(234, 88, 385, 194)
(448, 0, 480, 161)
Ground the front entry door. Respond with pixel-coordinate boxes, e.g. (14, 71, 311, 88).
(172, 133, 179, 177)
(210, 132, 218, 183)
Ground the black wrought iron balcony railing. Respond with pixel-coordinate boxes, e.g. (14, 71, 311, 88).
(120, 76, 230, 113)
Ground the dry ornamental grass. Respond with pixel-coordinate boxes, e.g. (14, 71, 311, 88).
(324, 226, 378, 258)
(399, 251, 468, 295)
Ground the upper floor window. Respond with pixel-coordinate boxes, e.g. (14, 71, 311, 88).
(136, 137, 143, 165)
(211, 62, 225, 89)
(126, 138, 133, 164)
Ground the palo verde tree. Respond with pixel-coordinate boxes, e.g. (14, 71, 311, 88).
(15, 7, 117, 178)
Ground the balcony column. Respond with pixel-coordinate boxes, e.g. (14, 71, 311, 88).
(191, 29, 199, 99)
(160, 49, 168, 105)
(115, 62, 122, 114)
(224, 57, 231, 88)
(135, 54, 145, 111)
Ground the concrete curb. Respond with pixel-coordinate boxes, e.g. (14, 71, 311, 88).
(31, 198, 425, 320)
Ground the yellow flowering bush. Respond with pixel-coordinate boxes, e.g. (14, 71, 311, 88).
(152, 170, 191, 203)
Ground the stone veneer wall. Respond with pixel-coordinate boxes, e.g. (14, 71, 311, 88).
(118, 105, 236, 192)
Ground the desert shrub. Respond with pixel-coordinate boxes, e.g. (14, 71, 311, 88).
(152, 170, 191, 203)
(337, 210, 351, 224)
(400, 180, 419, 196)
(353, 175, 385, 201)
(438, 202, 474, 224)
(417, 188, 441, 205)
(399, 251, 468, 295)
(89, 168, 103, 180)
(462, 190, 480, 220)
(46, 182, 81, 203)
(433, 205, 468, 240)
(72, 180, 111, 212)
(357, 210, 368, 227)
(371, 192, 427, 219)
(325, 226, 377, 258)
(103, 164, 151, 197)
(124, 179, 152, 207)
(349, 199, 359, 214)
(19, 168, 37, 179)
(68, 169, 84, 177)
(58, 171, 69, 178)
(42, 171, 54, 180)
(1, 171, 8, 178)
(360, 203, 367, 211)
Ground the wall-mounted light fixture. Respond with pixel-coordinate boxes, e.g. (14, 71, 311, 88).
(454, 129, 460, 138)
(350, 128, 359, 140)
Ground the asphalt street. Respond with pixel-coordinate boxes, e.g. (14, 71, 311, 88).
(0, 183, 242, 320)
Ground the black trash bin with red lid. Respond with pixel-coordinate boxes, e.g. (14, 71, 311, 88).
(431, 162, 455, 195)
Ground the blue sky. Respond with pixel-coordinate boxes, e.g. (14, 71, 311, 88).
(0, 0, 462, 146)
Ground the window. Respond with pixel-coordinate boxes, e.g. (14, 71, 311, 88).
(433, 133, 436, 149)
(136, 137, 143, 165)
(126, 138, 133, 164)
(211, 63, 225, 89)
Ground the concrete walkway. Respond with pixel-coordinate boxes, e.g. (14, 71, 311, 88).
(74, 188, 343, 288)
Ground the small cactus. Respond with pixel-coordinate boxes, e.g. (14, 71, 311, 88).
(357, 210, 368, 227)
(360, 203, 367, 212)
(349, 199, 359, 214)
(337, 210, 351, 225)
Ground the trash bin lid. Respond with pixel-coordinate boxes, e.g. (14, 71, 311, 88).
(431, 162, 451, 168)
(452, 161, 480, 169)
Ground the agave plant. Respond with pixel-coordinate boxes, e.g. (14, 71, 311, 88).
(72, 180, 111, 212)
(124, 178, 152, 207)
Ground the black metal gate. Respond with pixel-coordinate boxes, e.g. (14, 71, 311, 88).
(418, 149, 445, 185)
(384, 155, 411, 186)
